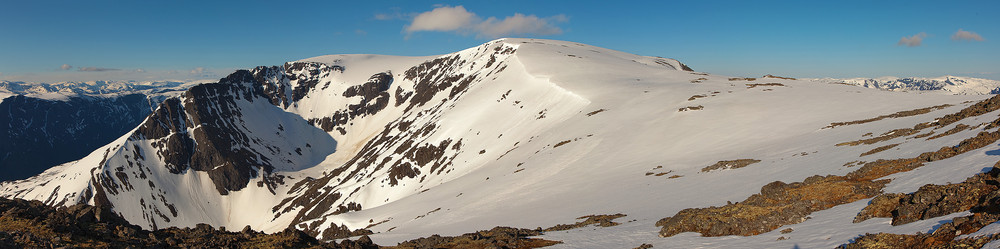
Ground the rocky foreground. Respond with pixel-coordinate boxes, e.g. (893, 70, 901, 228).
(0, 196, 588, 248)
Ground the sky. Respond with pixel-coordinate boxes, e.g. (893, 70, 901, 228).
(1, 0, 997, 82)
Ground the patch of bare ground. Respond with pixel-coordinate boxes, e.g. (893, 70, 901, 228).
(387, 226, 561, 249)
(843, 161, 866, 168)
(842, 166, 1000, 248)
(657, 95, 1000, 238)
(633, 243, 654, 249)
(690, 78, 708, 83)
(913, 131, 936, 139)
(837, 128, 921, 146)
(544, 214, 628, 232)
(678, 106, 704, 112)
(762, 74, 797, 80)
(927, 124, 972, 140)
(826, 104, 952, 129)
(745, 83, 785, 88)
(729, 77, 757, 81)
(839, 232, 1000, 249)
(656, 175, 888, 237)
(585, 109, 606, 116)
(701, 159, 761, 172)
(688, 95, 707, 101)
(860, 143, 900, 157)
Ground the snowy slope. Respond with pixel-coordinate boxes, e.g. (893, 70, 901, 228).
(807, 76, 1000, 95)
(3, 38, 1000, 248)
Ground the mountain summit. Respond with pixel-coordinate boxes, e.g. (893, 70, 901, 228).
(3, 38, 1000, 247)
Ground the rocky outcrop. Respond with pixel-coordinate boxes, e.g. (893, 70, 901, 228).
(855, 166, 1000, 225)
(392, 226, 560, 249)
(0, 197, 377, 249)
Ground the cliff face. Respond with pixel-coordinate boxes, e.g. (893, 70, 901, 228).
(0, 94, 157, 181)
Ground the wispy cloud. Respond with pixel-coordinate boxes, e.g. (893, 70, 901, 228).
(60, 64, 72, 70)
(78, 67, 121, 72)
(404, 5, 568, 39)
(190, 67, 208, 74)
(897, 32, 927, 47)
(374, 7, 408, 21)
(952, 29, 985, 41)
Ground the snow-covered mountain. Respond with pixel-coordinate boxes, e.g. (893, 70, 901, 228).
(3, 38, 1000, 247)
(0, 80, 201, 181)
(0, 80, 204, 100)
(807, 76, 1000, 95)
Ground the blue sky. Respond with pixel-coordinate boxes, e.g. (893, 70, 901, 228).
(1, 1, 997, 82)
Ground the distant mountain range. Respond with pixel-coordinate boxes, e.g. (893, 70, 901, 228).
(0, 80, 203, 181)
(806, 75, 1000, 95)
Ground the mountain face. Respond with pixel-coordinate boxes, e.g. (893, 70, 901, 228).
(808, 76, 1000, 95)
(0, 94, 159, 181)
(0, 81, 197, 182)
(3, 39, 1000, 247)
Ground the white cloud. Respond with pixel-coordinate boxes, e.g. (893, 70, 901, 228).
(135, 68, 146, 73)
(78, 67, 120, 72)
(406, 6, 478, 33)
(897, 32, 927, 47)
(404, 5, 567, 39)
(355, 29, 368, 36)
(60, 64, 72, 70)
(190, 67, 207, 74)
(952, 29, 984, 41)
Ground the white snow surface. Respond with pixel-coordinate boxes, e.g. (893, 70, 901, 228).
(3, 38, 1000, 247)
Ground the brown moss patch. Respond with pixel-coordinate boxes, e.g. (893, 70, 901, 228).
(826, 104, 952, 129)
(388, 226, 561, 249)
(729, 77, 757, 81)
(544, 214, 628, 232)
(746, 83, 784, 88)
(837, 128, 921, 146)
(860, 143, 900, 157)
(688, 94, 707, 101)
(701, 159, 761, 172)
(678, 106, 704, 112)
(656, 175, 887, 237)
(927, 124, 972, 140)
(763, 74, 796, 80)
(585, 109, 607, 116)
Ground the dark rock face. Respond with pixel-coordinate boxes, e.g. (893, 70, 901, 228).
(130, 69, 338, 195)
(309, 72, 394, 133)
(0, 94, 156, 181)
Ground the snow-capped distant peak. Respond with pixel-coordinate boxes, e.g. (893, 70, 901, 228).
(806, 75, 1000, 95)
